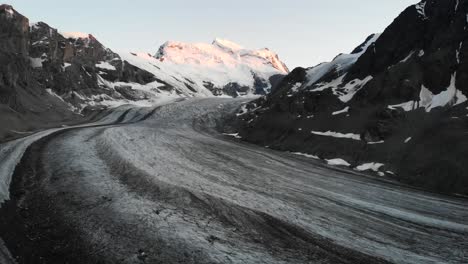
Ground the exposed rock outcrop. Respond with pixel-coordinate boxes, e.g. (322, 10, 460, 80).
(237, 0, 468, 195)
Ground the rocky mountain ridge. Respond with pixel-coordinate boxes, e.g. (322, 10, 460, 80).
(0, 4, 288, 141)
(235, 0, 468, 195)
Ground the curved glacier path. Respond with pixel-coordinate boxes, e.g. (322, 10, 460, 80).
(0, 98, 467, 264)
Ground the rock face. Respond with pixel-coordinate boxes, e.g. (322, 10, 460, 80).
(237, 0, 468, 195)
(0, 6, 289, 141)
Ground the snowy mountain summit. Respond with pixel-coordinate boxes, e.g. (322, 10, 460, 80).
(150, 38, 289, 95)
(156, 38, 288, 74)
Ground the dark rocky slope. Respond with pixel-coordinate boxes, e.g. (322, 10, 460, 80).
(0, 5, 160, 142)
(236, 0, 468, 195)
(0, 5, 289, 142)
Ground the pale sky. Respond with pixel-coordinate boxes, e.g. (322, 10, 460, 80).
(7, 0, 419, 69)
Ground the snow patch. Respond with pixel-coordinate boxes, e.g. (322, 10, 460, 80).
(223, 133, 242, 139)
(96, 61, 116, 71)
(326, 158, 351, 167)
(311, 75, 373, 103)
(61, 32, 90, 39)
(388, 101, 417, 112)
(305, 34, 380, 88)
(405, 137, 412, 143)
(400, 51, 415, 63)
(356, 163, 384, 172)
(288, 82, 302, 96)
(291, 152, 320, 159)
(332, 107, 349, 116)
(311, 131, 361, 141)
(30, 57, 45, 68)
(415, 1, 428, 20)
(388, 74, 467, 112)
(62, 63, 72, 70)
(368, 141, 384, 145)
(456, 42, 463, 64)
(423, 73, 467, 112)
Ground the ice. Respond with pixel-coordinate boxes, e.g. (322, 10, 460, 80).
(0, 99, 179, 204)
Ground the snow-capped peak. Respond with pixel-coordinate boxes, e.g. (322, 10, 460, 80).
(155, 39, 289, 74)
(0, 4, 16, 18)
(61, 32, 91, 40)
(212, 38, 244, 51)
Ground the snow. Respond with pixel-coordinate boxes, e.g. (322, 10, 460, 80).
(223, 133, 242, 139)
(326, 158, 351, 167)
(120, 39, 287, 97)
(338, 76, 374, 102)
(415, 1, 428, 20)
(96, 61, 116, 71)
(213, 38, 244, 52)
(311, 130, 361, 141)
(418, 50, 425, 57)
(388, 74, 467, 112)
(456, 42, 463, 64)
(61, 32, 90, 39)
(423, 73, 467, 112)
(405, 137, 412, 143)
(356, 163, 384, 172)
(29, 22, 40, 29)
(305, 34, 380, 89)
(4, 6, 13, 17)
(291, 152, 320, 159)
(332, 106, 349, 116)
(236, 105, 248, 116)
(389, 101, 417, 112)
(310, 74, 373, 103)
(288, 82, 302, 96)
(400, 51, 415, 63)
(156, 39, 288, 74)
(62, 63, 72, 70)
(30, 57, 45, 68)
(368, 140, 384, 145)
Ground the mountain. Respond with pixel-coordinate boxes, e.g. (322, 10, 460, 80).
(0, 4, 288, 142)
(235, 0, 468, 195)
(149, 38, 288, 96)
